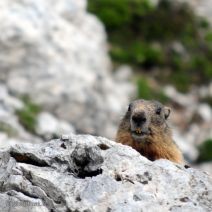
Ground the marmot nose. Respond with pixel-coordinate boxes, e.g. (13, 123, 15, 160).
(132, 113, 147, 125)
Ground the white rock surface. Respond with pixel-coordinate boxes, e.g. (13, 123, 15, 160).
(0, 0, 134, 139)
(0, 134, 211, 212)
(0, 83, 42, 147)
(197, 104, 212, 122)
(0, 83, 77, 148)
(173, 129, 199, 162)
(195, 162, 212, 176)
(36, 112, 75, 139)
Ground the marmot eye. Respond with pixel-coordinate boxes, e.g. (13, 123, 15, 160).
(156, 107, 161, 115)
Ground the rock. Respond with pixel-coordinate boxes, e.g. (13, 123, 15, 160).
(0, 84, 42, 148)
(114, 65, 134, 82)
(198, 82, 212, 98)
(163, 85, 212, 163)
(195, 162, 212, 176)
(170, 41, 187, 56)
(0, 134, 211, 212)
(197, 104, 212, 122)
(164, 86, 196, 108)
(0, 84, 24, 114)
(179, 0, 212, 24)
(173, 129, 199, 162)
(0, 0, 134, 139)
(36, 112, 75, 139)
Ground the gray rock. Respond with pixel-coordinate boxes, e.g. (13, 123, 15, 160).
(114, 65, 134, 82)
(164, 86, 196, 108)
(0, 83, 43, 147)
(197, 104, 212, 123)
(164, 85, 212, 163)
(179, 0, 212, 24)
(198, 83, 212, 98)
(0, 134, 211, 212)
(36, 112, 75, 139)
(195, 162, 212, 176)
(173, 129, 199, 162)
(0, 0, 134, 139)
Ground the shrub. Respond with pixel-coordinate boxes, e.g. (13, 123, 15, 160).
(88, 0, 212, 92)
(88, 0, 152, 32)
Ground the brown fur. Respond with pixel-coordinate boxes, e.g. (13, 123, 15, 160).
(116, 101, 184, 164)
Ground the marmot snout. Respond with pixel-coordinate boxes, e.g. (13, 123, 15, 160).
(116, 99, 184, 164)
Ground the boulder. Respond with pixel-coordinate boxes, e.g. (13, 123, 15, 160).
(0, 134, 211, 212)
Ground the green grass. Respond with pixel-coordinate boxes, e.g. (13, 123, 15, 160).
(197, 139, 212, 163)
(137, 77, 169, 103)
(16, 96, 41, 134)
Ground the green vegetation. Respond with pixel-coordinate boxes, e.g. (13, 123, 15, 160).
(200, 96, 212, 107)
(197, 139, 212, 163)
(88, 0, 212, 92)
(137, 77, 169, 103)
(0, 122, 18, 137)
(16, 96, 41, 134)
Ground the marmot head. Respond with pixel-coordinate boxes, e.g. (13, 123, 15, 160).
(125, 99, 171, 142)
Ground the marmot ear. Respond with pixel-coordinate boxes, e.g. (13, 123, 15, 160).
(164, 107, 171, 119)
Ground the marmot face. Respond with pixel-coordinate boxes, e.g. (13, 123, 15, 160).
(127, 99, 171, 142)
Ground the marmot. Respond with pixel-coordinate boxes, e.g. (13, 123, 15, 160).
(116, 99, 184, 164)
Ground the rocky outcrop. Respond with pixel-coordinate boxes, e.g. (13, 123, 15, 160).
(0, 83, 42, 147)
(0, 0, 134, 139)
(0, 134, 211, 212)
(0, 83, 76, 148)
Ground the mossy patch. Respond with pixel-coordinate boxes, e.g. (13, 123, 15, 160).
(16, 96, 41, 134)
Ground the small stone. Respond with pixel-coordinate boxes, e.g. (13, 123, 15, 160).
(61, 134, 70, 141)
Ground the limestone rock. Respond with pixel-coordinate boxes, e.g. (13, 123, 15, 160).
(0, 134, 211, 212)
(0, 83, 42, 148)
(197, 104, 212, 123)
(195, 162, 212, 176)
(36, 112, 75, 139)
(164, 85, 212, 164)
(0, 0, 134, 139)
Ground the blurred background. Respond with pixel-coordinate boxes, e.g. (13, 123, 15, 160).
(0, 0, 211, 173)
